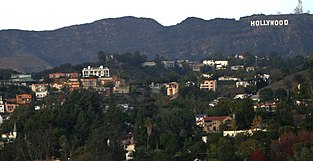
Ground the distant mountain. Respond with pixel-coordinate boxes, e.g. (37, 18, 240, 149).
(1, 14, 313, 72)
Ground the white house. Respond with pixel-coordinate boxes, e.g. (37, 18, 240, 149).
(82, 65, 110, 78)
(236, 81, 250, 88)
(202, 60, 215, 66)
(0, 96, 5, 113)
(31, 84, 48, 99)
(215, 61, 228, 70)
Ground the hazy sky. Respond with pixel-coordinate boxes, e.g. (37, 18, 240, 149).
(0, 0, 312, 31)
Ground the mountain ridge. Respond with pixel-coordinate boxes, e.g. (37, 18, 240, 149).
(0, 14, 313, 72)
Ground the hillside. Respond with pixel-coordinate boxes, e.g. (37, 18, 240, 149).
(0, 14, 313, 72)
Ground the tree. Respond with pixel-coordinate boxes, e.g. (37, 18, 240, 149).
(275, 88, 288, 101)
(144, 117, 154, 149)
(251, 149, 268, 161)
(294, 0, 303, 14)
(259, 88, 273, 102)
(238, 139, 262, 160)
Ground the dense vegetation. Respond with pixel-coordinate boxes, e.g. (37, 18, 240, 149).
(1, 52, 313, 161)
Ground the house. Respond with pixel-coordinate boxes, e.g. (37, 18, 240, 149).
(98, 77, 114, 86)
(234, 94, 249, 99)
(202, 74, 213, 78)
(165, 82, 179, 96)
(5, 102, 19, 113)
(202, 116, 232, 132)
(246, 66, 255, 72)
(161, 61, 175, 68)
(113, 78, 130, 94)
(250, 95, 260, 102)
(142, 61, 156, 67)
(215, 61, 228, 70)
(49, 72, 79, 79)
(16, 94, 32, 105)
(231, 65, 244, 71)
(81, 78, 98, 89)
(82, 65, 110, 78)
(202, 60, 215, 66)
(236, 81, 250, 88)
(253, 102, 277, 112)
(1, 123, 17, 141)
(200, 80, 217, 92)
(31, 84, 48, 99)
(66, 78, 80, 90)
(122, 132, 136, 161)
(10, 74, 35, 84)
(223, 128, 266, 137)
(0, 96, 5, 113)
(50, 82, 65, 92)
(195, 114, 208, 127)
(218, 76, 240, 81)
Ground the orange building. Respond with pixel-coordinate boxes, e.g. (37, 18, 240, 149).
(16, 94, 32, 105)
(5, 102, 19, 113)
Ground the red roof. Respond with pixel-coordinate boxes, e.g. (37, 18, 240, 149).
(204, 116, 231, 122)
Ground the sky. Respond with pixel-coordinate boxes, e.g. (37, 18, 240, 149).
(0, 0, 312, 31)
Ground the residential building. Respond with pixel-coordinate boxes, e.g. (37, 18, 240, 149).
(67, 79, 80, 90)
(142, 61, 156, 67)
(98, 77, 114, 86)
(113, 78, 130, 94)
(81, 78, 98, 89)
(202, 116, 232, 132)
(5, 102, 19, 113)
(16, 94, 32, 105)
(0, 96, 5, 113)
(231, 65, 244, 71)
(218, 76, 240, 81)
(165, 82, 179, 96)
(161, 61, 175, 68)
(236, 81, 250, 88)
(202, 60, 215, 66)
(234, 94, 249, 99)
(82, 65, 110, 78)
(31, 84, 48, 99)
(10, 74, 35, 84)
(49, 72, 79, 79)
(246, 66, 255, 72)
(253, 102, 277, 112)
(200, 80, 217, 92)
(50, 82, 65, 91)
(215, 60, 228, 70)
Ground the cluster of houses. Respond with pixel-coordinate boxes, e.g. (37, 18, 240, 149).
(0, 65, 132, 114)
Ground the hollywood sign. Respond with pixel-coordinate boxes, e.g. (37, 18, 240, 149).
(250, 19, 289, 26)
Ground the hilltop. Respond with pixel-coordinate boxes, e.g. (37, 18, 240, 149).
(0, 14, 313, 72)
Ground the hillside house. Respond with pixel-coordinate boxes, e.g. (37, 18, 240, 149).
(202, 116, 232, 132)
(215, 60, 228, 70)
(81, 78, 98, 89)
(142, 61, 156, 67)
(16, 94, 32, 105)
(236, 81, 250, 88)
(31, 84, 48, 99)
(165, 82, 179, 96)
(113, 78, 130, 94)
(200, 80, 217, 92)
(0, 96, 5, 113)
(49, 72, 79, 79)
(82, 65, 110, 78)
(202, 60, 215, 66)
(162, 61, 175, 68)
(5, 102, 19, 113)
(10, 74, 35, 85)
(66, 78, 80, 90)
